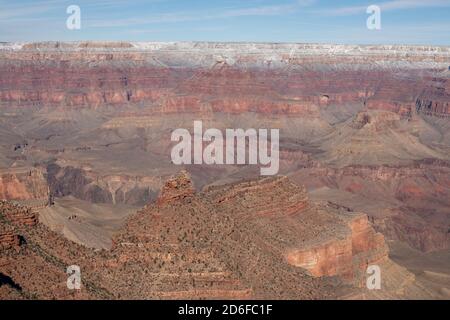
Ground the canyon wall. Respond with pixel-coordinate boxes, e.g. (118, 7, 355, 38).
(292, 160, 450, 252)
(0, 42, 449, 118)
(285, 214, 387, 286)
(46, 163, 159, 205)
(0, 168, 48, 201)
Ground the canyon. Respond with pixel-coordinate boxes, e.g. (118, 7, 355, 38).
(0, 42, 449, 299)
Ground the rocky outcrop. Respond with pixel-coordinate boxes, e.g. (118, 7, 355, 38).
(285, 214, 387, 286)
(0, 200, 38, 226)
(0, 224, 21, 251)
(110, 174, 335, 299)
(202, 175, 388, 289)
(0, 168, 48, 201)
(292, 160, 450, 252)
(156, 170, 195, 205)
(0, 173, 436, 300)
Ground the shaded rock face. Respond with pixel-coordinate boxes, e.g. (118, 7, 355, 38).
(46, 163, 157, 206)
(46, 163, 112, 203)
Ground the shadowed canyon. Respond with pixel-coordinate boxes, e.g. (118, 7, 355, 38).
(0, 42, 449, 300)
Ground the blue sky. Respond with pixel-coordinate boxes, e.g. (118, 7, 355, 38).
(1, 0, 449, 45)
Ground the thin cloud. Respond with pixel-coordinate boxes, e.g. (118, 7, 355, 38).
(0, 0, 164, 21)
(88, 1, 317, 28)
(0, 0, 65, 20)
(319, 0, 450, 16)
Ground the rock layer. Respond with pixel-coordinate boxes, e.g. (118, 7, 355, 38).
(0, 200, 38, 226)
(0, 173, 412, 300)
(0, 169, 48, 201)
(156, 170, 195, 205)
(0, 42, 449, 119)
(0, 224, 21, 251)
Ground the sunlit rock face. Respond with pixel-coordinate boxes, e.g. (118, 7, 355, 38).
(0, 169, 48, 202)
(0, 42, 449, 118)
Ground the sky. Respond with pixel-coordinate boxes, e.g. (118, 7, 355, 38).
(0, 0, 449, 45)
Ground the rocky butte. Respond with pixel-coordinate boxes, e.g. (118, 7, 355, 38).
(0, 172, 438, 299)
(0, 42, 449, 299)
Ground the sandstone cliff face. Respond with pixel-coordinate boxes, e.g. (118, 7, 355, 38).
(200, 175, 388, 289)
(292, 160, 450, 252)
(0, 169, 48, 201)
(285, 214, 387, 285)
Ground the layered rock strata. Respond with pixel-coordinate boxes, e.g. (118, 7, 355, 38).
(0, 172, 405, 300)
(0, 169, 48, 201)
(0, 42, 448, 119)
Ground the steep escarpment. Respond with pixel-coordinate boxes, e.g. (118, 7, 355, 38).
(1, 172, 424, 300)
(0, 168, 48, 201)
(203, 176, 387, 288)
(416, 76, 450, 118)
(0, 201, 105, 299)
(0, 42, 449, 119)
(46, 163, 159, 205)
(296, 160, 450, 252)
(285, 214, 387, 285)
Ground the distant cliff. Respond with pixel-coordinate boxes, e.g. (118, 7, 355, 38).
(0, 42, 448, 118)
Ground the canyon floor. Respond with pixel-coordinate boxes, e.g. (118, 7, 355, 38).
(0, 42, 449, 299)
